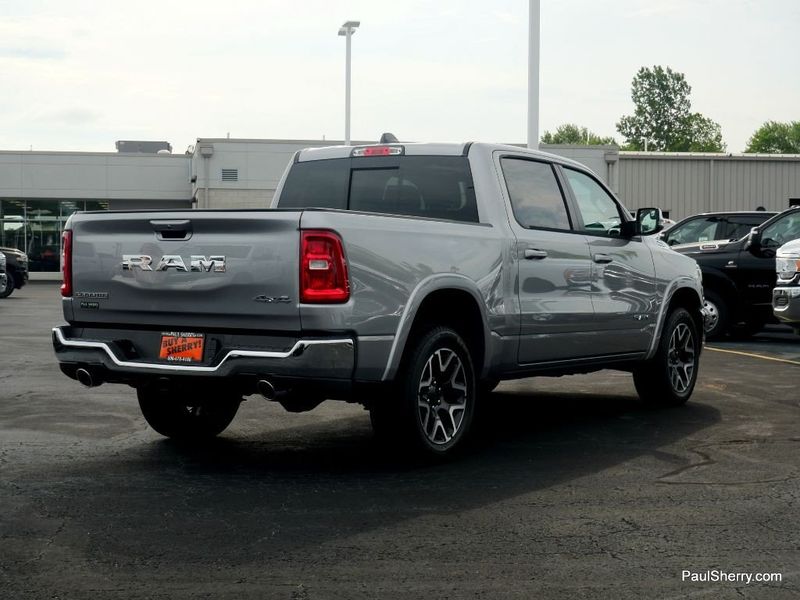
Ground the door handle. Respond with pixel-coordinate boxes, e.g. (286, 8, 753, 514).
(593, 253, 613, 264)
(151, 220, 192, 241)
(524, 248, 548, 260)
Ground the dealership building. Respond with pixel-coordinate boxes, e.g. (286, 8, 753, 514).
(1, 138, 799, 278)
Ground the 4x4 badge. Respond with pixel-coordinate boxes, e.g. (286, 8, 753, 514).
(253, 295, 291, 304)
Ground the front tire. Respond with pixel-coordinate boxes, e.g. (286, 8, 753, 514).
(370, 326, 476, 457)
(137, 384, 241, 440)
(633, 307, 700, 407)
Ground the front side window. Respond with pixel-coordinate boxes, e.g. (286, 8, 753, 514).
(500, 158, 571, 230)
(563, 168, 623, 237)
(761, 211, 800, 248)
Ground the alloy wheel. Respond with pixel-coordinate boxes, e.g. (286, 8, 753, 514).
(667, 322, 696, 394)
(417, 348, 468, 445)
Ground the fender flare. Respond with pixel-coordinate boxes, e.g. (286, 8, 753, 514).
(645, 277, 703, 360)
(381, 274, 492, 381)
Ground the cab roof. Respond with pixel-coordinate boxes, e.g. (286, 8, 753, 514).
(296, 141, 588, 170)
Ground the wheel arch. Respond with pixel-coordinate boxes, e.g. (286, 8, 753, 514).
(381, 276, 492, 382)
(668, 287, 704, 340)
(645, 279, 703, 360)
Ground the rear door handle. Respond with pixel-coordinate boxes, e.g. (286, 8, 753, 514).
(524, 248, 548, 260)
(593, 253, 613, 264)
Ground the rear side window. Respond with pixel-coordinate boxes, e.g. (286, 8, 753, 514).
(725, 215, 772, 241)
(279, 156, 478, 223)
(664, 217, 721, 246)
(500, 158, 571, 230)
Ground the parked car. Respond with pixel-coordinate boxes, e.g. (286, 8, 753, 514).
(660, 211, 776, 247)
(0, 251, 7, 297)
(0, 247, 29, 298)
(773, 238, 800, 334)
(52, 141, 705, 457)
(674, 206, 800, 339)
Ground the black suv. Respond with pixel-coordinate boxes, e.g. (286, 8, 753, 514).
(674, 207, 800, 338)
(0, 247, 29, 298)
(661, 211, 776, 247)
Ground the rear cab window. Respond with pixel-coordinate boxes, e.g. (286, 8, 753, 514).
(278, 156, 479, 223)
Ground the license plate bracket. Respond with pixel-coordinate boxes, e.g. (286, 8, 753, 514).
(159, 332, 205, 363)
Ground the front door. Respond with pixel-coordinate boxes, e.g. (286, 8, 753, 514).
(560, 167, 657, 354)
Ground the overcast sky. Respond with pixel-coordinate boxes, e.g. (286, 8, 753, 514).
(0, 0, 797, 153)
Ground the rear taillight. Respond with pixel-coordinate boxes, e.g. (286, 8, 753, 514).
(60, 230, 72, 297)
(300, 230, 349, 303)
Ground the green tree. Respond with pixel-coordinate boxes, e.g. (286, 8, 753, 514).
(616, 65, 725, 152)
(685, 113, 726, 152)
(744, 121, 800, 153)
(541, 123, 616, 145)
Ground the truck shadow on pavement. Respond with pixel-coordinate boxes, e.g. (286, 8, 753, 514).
(15, 389, 722, 576)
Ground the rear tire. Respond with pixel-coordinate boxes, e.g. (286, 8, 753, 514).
(370, 326, 476, 457)
(137, 384, 241, 440)
(633, 307, 700, 407)
(702, 289, 728, 340)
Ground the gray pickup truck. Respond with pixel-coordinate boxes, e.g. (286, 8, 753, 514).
(53, 142, 705, 456)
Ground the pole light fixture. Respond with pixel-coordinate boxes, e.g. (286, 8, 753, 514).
(338, 20, 360, 146)
(527, 0, 540, 149)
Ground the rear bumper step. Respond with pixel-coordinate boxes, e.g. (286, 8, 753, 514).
(52, 326, 355, 379)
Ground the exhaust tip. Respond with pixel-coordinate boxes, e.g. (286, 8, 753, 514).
(76, 367, 100, 388)
(257, 379, 276, 401)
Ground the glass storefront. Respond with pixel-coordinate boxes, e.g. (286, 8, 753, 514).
(0, 199, 109, 272)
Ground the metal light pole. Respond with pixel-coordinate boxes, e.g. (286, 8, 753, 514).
(527, 0, 540, 149)
(338, 20, 360, 146)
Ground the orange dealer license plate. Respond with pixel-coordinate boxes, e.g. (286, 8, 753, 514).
(159, 332, 205, 363)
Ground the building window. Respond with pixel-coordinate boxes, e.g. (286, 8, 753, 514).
(0, 199, 110, 272)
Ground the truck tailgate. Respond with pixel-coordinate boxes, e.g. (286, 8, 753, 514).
(68, 210, 301, 332)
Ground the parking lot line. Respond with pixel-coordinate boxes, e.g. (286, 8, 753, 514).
(705, 346, 800, 366)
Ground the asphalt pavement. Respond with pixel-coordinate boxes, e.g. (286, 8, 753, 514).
(1, 283, 798, 599)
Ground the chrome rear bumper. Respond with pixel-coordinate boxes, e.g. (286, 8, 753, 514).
(52, 326, 355, 380)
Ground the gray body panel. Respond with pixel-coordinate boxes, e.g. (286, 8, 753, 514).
(57, 142, 704, 389)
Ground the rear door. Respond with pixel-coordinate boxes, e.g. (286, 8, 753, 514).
(495, 154, 596, 364)
(559, 166, 657, 354)
(69, 210, 302, 332)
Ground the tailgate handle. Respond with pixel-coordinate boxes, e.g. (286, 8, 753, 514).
(151, 220, 192, 241)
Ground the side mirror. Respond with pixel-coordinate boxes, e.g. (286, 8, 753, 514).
(746, 227, 761, 251)
(636, 207, 664, 236)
